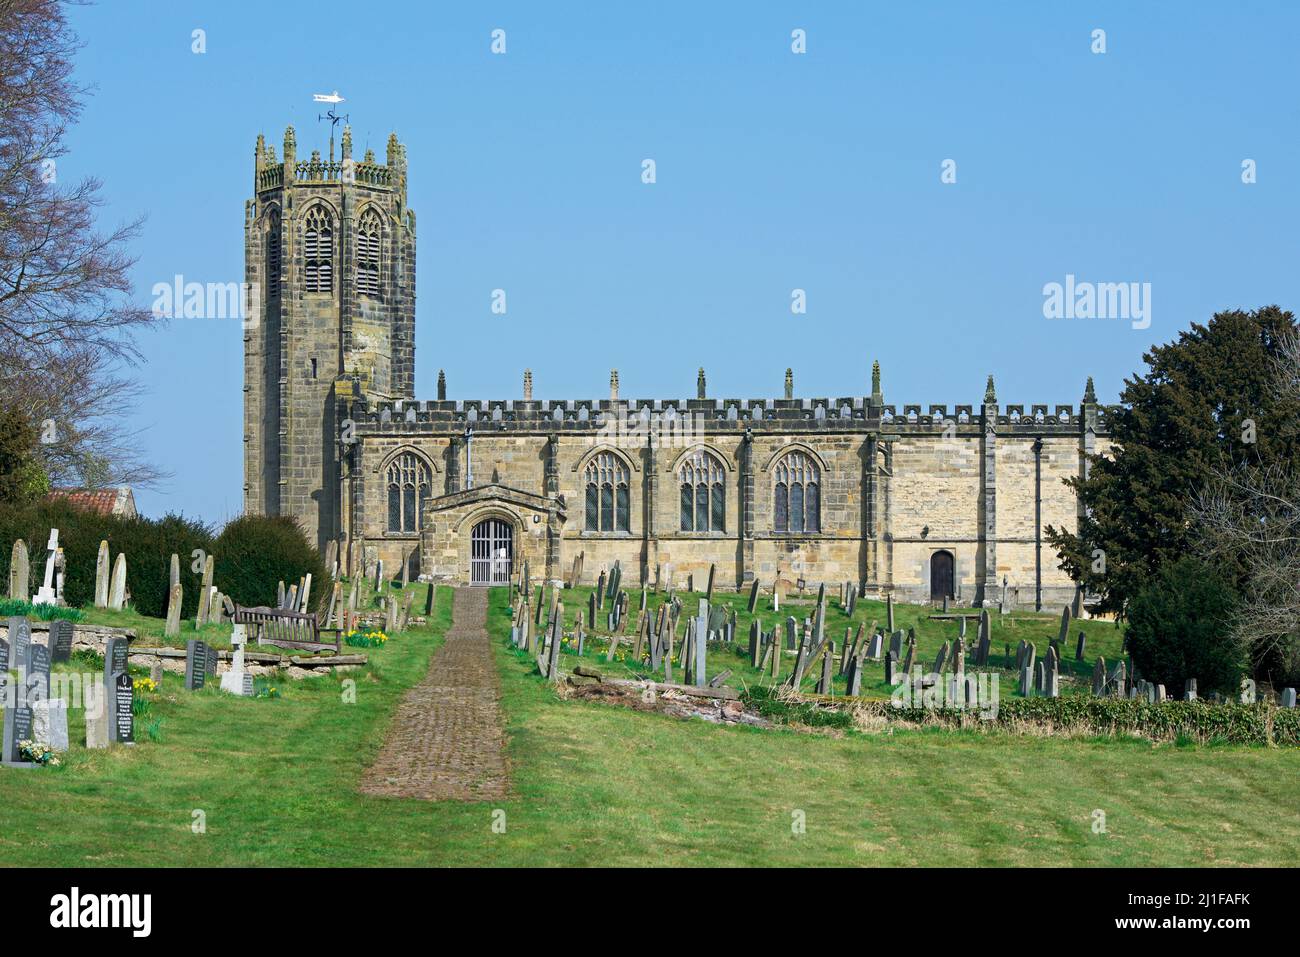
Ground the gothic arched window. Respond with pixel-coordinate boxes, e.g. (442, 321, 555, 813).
(678, 449, 725, 532)
(584, 452, 629, 532)
(774, 450, 820, 533)
(357, 209, 381, 299)
(266, 208, 281, 300)
(303, 206, 334, 294)
(386, 452, 431, 533)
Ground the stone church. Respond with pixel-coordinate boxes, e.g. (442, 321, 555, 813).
(243, 126, 1111, 607)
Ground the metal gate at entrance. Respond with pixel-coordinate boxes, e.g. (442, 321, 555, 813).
(470, 519, 513, 585)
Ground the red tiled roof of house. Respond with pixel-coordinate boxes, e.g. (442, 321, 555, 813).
(47, 487, 136, 518)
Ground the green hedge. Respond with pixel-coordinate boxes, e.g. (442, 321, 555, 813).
(0, 500, 213, 619)
(212, 515, 328, 612)
(743, 686, 1300, 746)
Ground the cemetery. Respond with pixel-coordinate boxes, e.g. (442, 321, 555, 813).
(0, 526, 1297, 866)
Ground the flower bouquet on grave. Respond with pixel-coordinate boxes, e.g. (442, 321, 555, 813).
(18, 740, 62, 767)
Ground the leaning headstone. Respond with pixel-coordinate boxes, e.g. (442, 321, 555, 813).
(867, 632, 883, 660)
(164, 583, 183, 638)
(108, 553, 127, 611)
(94, 541, 111, 607)
(884, 650, 898, 685)
(886, 592, 894, 632)
(49, 619, 73, 664)
(1075, 631, 1087, 661)
(1057, 605, 1071, 645)
(747, 579, 760, 613)
(1282, 688, 1297, 709)
(705, 563, 716, 602)
(169, 553, 181, 590)
(932, 642, 948, 675)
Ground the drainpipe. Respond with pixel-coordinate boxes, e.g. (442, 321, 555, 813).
(1032, 437, 1043, 611)
(465, 427, 474, 489)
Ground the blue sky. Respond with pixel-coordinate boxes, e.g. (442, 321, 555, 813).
(63, 1, 1298, 523)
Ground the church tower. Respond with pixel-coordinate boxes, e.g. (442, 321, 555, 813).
(243, 124, 417, 549)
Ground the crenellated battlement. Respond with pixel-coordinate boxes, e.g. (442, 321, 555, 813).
(348, 390, 1114, 436)
(252, 125, 407, 196)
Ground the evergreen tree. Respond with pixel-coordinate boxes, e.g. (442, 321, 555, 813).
(1047, 306, 1300, 615)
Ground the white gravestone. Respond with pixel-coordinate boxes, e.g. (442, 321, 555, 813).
(34, 529, 59, 605)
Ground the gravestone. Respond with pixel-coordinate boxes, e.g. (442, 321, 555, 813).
(1282, 688, 1297, 709)
(34, 529, 59, 605)
(1092, 657, 1107, 696)
(94, 540, 111, 607)
(28, 643, 50, 705)
(103, 635, 128, 721)
(164, 583, 183, 638)
(886, 593, 894, 632)
(747, 580, 760, 613)
(932, 642, 948, 675)
(1075, 631, 1086, 661)
(816, 644, 835, 695)
(1184, 678, 1197, 701)
(219, 625, 253, 697)
(185, 640, 209, 691)
(705, 563, 715, 602)
(1, 632, 31, 765)
(33, 698, 69, 751)
(113, 671, 134, 743)
(8, 540, 29, 601)
(49, 619, 73, 664)
(1057, 605, 1071, 645)
(546, 608, 564, 683)
(693, 600, 709, 687)
(108, 553, 127, 611)
(867, 632, 883, 660)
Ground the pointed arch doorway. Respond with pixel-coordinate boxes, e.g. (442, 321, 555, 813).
(470, 518, 513, 585)
(930, 550, 955, 603)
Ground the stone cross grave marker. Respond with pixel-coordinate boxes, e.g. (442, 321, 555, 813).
(34, 528, 59, 605)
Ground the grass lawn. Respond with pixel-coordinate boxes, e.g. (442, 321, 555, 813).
(1, 584, 1296, 866)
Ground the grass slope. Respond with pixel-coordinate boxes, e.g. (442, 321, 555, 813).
(0, 585, 1295, 866)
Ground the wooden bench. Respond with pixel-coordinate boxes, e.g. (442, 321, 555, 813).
(233, 606, 341, 654)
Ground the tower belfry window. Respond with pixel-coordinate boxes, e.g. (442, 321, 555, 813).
(266, 209, 281, 299)
(303, 206, 334, 294)
(357, 209, 382, 299)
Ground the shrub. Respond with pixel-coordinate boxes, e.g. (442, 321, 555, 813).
(1125, 557, 1245, 698)
(0, 500, 212, 618)
(0, 599, 82, 621)
(743, 686, 1300, 746)
(212, 515, 328, 612)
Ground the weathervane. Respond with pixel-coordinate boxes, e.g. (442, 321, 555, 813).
(313, 90, 348, 163)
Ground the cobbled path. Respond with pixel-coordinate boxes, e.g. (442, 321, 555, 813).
(359, 587, 509, 801)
